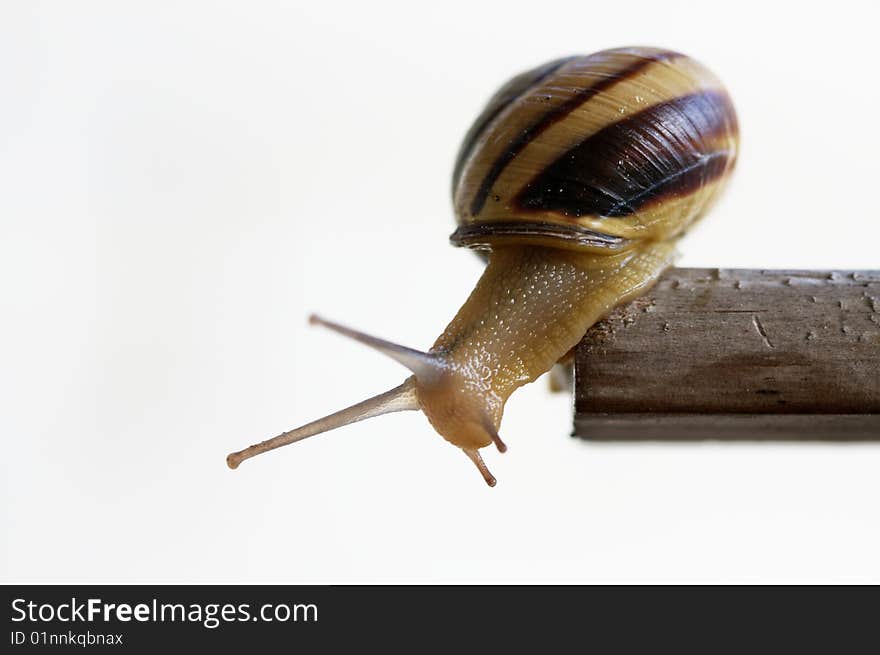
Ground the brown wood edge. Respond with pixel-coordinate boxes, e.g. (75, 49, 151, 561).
(573, 414, 880, 441)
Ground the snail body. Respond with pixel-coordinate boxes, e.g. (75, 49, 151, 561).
(228, 47, 739, 486)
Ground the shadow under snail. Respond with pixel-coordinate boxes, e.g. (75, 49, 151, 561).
(227, 46, 739, 486)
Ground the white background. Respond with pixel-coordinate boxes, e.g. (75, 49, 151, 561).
(2, 1, 879, 583)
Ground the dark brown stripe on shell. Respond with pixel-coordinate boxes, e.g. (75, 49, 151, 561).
(452, 57, 575, 196)
(468, 50, 679, 217)
(514, 90, 737, 218)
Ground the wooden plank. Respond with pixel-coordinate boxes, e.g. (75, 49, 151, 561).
(573, 269, 880, 440)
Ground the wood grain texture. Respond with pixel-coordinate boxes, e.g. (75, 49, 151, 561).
(574, 269, 880, 440)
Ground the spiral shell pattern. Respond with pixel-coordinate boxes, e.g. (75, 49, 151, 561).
(451, 47, 738, 250)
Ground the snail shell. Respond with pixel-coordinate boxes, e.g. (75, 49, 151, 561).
(452, 47, 738, 252)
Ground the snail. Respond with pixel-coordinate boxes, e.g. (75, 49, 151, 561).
(227, 46, 739, 486)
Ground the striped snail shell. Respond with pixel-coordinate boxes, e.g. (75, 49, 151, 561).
(228, 47, 739, 487)
(452, 46, 738, 252)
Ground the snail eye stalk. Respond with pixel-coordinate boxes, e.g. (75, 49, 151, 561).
(227, 315, 443, 469)
(226, 377, 419, 469)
